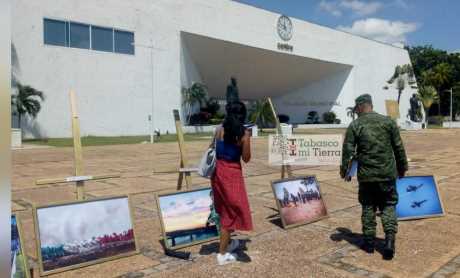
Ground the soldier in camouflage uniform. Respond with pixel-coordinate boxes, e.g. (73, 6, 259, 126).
(340, 94, 408, 260)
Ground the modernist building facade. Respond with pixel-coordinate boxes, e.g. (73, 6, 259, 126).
(12, 0, 416, 138)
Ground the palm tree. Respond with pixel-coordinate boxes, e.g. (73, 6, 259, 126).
(248, 99, 275, 128)
(417, 86, 439, 128)
(182, 82, 207, 124)
(387, 64, 415, 104)
(11, 83, 45, 134)
(422, 63, 454, 115)
(346, 106, 356, 120)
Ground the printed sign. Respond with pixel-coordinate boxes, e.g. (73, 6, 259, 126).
(269, 134, 343, 165)
(385, 100, 400, 119)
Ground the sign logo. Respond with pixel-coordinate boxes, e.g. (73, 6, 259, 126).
(269, 134, 343, 166)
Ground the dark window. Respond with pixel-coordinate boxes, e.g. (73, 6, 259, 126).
(114, 30, 134, 55)
(43, 18, 134, 55)
(70, 22, 90, 49)
(65, 22, 70, 46)
(91, 26, 113, 52)
(44, 19, 68, 46)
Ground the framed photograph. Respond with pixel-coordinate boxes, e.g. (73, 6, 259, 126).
(11, 214, 30, 278)
(33, 195, 139, 276)
(156, 187, 219, 250)
(271, 176, 328, 229)
(396, 176, 445, 220)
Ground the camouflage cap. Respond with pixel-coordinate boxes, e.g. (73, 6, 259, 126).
(355, 94, 373, 106)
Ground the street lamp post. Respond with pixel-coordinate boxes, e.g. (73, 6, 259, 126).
(450, 88, 453, 128)
(132, 40, 162, 143)
(443, 88, 454, 128)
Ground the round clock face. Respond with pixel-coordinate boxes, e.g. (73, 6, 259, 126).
(277, 15, 293, 41)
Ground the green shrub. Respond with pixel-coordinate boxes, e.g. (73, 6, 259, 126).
(306, 111, 320, 124)
(277, 114, 290, 123)
(209, 118, 224, 125)
(214, 112, 225, 119)
(427, 116, 443, 125)
(323, 112, 337, 124)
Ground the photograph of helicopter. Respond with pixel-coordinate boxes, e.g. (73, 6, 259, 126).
(396, 176, 445, 220)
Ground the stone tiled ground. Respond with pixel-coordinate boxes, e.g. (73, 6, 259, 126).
(12, 129, 460, 278)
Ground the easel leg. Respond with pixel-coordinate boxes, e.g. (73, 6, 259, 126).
(76, 181, 85, 200)
(177, 173, 184, 191)
(281, 165, 293, 179)
(184, 173, 192, 189)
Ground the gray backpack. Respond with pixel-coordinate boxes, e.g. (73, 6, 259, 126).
(197, 128, 219, 178)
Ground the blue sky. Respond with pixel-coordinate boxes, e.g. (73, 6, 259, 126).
(233, 0, 459, 52)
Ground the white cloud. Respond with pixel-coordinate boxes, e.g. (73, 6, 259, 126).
(340, 0, 384, 16)
(392, 0, 409, 9)
(318, 0, 384, 17)
(38, 198, 132, 246)
(319, 0, 342, 17)
(337, 18, 418, 45)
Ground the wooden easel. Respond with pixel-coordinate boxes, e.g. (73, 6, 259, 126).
(267, 97, 293, 179)
(173, 109, 197, 190)
(35, 90, 119, 200)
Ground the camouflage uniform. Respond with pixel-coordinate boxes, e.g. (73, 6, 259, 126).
(341, 95, 408, 239)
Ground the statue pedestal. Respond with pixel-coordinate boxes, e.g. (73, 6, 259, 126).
(401, 120, 423, 130)
(11, 128, 22, 148)
(280, 124, 293, 135)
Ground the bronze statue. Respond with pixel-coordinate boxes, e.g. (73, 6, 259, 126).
(409, 94, 421, 122)
(226, 77, 240, 104)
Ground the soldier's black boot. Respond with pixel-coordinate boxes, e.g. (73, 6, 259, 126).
(383, 234, 395, 260)
(362, 237, 375, 254)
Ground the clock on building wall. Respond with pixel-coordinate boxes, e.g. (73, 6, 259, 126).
(277, 15, 293, 41)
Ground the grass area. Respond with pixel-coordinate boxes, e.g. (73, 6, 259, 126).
(427, 124, 443, 129)
(23, 128, 350, 147)
(24, 133, 214, 147)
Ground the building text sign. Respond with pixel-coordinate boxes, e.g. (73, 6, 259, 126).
(269, 134, 343, 166)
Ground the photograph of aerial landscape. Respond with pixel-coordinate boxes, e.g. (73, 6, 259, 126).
(35, 197, 137, 274)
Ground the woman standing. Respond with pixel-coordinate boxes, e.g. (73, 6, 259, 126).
(211, 101, 253, 265)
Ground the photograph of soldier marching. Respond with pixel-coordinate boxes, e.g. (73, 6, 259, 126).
(340, 94, 408, 260)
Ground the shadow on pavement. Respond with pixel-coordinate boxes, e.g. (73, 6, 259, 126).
(330, 227, 386, 256)
(199, 239, 252, 263)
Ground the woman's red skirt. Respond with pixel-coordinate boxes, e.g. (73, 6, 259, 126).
(211, 159, 253, 232)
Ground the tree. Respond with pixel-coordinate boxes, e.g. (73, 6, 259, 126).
(452, 82, 460, 120)
(417, 86, 439, 127)
(387, 64, 416, 104)
(346, 106, 356, 120)
(182, 82, 208, 124)
(406, 46, 450, 84)
(11, 83, 45, 134)
(248, 99, 275, 128)
(407, 45, 460, 116)
(420, 63, 454, 115)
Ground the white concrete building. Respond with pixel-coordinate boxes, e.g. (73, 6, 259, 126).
(12, 0, 416, 138)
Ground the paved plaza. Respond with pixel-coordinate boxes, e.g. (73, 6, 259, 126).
(12, 129, 460, 278)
